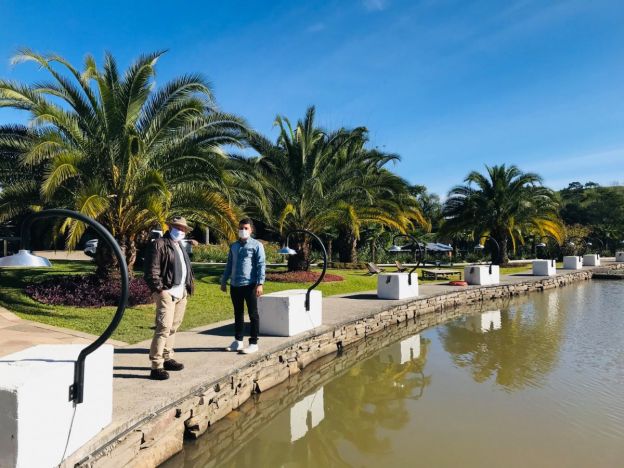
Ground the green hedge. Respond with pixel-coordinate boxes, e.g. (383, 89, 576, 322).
(328, 262, 368, 270)
(192, 241, 283, 263)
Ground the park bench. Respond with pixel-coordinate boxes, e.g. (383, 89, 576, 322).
(422, 268, 463, 281)
(395, 260, 407, 272)
(366, 262, 385, 275)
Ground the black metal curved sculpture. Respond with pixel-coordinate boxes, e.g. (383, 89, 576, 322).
(565, 236, 585, 261)
(10, 209, 128, 404)
(279, 229, 327, 311)
(584, 236, 604, 256)
(536, 235, 561, 267)
(388, 234, 424, 285)
(474, 236, 500, 274)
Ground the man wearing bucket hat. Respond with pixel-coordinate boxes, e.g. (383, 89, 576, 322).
(145, 216, 196, 380)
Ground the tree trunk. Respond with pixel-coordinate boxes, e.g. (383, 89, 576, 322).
(287, 238, 310, 271)
(371, 239, 376, 264)
(94, 234, 136, 277)
(350, 235, 358, 263)
(327, 239, 333, 264)
(337, 230, 357, 263)
(491, 232, 509, 265)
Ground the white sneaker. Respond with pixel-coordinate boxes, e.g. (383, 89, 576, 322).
(225, 340, 244, 352)
(240, 343, 259, 354)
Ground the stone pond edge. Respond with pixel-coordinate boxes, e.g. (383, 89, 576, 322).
(64, 264, 624, 468)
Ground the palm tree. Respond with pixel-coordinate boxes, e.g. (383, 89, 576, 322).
(442, 164, 563, 264)
(242, 107, 426, 270)
(0, 49, 248, 275)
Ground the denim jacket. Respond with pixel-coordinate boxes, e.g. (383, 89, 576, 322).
(221, 237, 266, 287)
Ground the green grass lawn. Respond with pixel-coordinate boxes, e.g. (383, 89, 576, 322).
(0, 260, 535, 344)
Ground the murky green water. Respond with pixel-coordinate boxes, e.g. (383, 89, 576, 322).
(164, 282, 624, 468)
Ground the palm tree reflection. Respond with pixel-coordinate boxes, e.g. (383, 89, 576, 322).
(440, 297, 566, 391)
(179, 334, 432, 468)
(319, 334, 432, 455)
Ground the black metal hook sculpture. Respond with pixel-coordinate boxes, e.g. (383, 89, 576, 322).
(536, 235, 561, 268)
(584, 236, 604, 256)
(16, 209, 128, 404)
(389, 234, 424, 285)
(280, 229, 327, 311)
(474, 236, 500, 274)
(565, 236, 585, 261)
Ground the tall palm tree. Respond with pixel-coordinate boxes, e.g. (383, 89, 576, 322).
(243, 106, 426, 270)
(0, 49, 248, 275)
(442, 164, 563, 264)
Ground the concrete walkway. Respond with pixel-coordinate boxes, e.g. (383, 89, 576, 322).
(3, 260, 622, 466)
(0, 307, 126, 357)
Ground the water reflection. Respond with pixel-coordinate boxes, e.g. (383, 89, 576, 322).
(439, 299, 566, 390)
(463, 309, 502, 332)
(321, 334, 431, 457)
(265, 387, 325, 443)
(166, 285, 624, 468)
(168, 334, 432, 468)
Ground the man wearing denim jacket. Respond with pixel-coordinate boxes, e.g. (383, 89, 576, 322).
(221, 218, 266, 354)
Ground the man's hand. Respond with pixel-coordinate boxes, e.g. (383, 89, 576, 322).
(255, 284, 264, 297)
(189, 239, 199, 246)
(220, 284, 227, 293)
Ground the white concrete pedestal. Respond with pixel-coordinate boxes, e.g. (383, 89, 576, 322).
(464, 265, 500, 285)
(563, 256, 583, 270)
(465, 310, 502, 333)
(264, 387, 324, 443)
(616, 252, 624, 263)
(377, 273, 419, 300)
(258, 289, 322, 336)
(379, 335, 421, 364)
(0, 344, 113, 468)
(533, 259, 556, 276)
(583, 254, 601, 266)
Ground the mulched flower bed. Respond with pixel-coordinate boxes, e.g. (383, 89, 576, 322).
(25, 275, 153, 307)
(266, 271, 344, 283)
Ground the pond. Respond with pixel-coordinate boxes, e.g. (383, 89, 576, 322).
(163, 281, 624, 468)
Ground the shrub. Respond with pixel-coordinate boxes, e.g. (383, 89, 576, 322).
(191, 243, 230, 263)
(328, 262, 367, 270)
(266, 271, 344, 283)
(25, 275, 153, 307)
(192, 241, 284, 263)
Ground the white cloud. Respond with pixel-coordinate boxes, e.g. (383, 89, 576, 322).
(362, 0, 389, 12)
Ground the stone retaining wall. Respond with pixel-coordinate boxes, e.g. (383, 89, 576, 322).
(69, 265, 624, 468)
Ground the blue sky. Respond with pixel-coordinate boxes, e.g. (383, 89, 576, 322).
(1, 0, 623, 196)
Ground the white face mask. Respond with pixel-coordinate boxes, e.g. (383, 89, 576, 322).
(239, 229, 251, 240)
(170, 227, 186, 242)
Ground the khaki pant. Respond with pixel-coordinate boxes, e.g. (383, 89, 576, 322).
(149, 291, 187, 369)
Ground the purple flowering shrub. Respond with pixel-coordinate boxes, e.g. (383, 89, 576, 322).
(266, 271, 344, 283)
(25, 275, 153, 307)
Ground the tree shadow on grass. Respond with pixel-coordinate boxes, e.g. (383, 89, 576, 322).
(0, 290, 83, 319)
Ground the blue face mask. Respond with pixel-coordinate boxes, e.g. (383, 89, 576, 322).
(170, 227, 186, 242)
